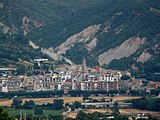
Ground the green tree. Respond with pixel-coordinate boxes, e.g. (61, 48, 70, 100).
(76, 111, 89, 120)
(101, 98, 106, 102)
(53, 99, 64, 110)
(22, 100, 35, 109)
(0, 107, 14, 120)
(150, 87, 160, 96)
(11, 97, 22, 109)
(111, 102, 120, 116)
(115, 115, 129, 120)
(48, 114, 63, 120)
(121, 75, 131, 80)
(34, 63, 40, 70)
(82, 91, 91, 102)
(34, 107, 43, 115)
(73, 101, 81, 109)
(16, 64, 26, 75)
(65, 103, 70, 106)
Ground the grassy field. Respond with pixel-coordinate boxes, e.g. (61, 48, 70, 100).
(3, 108, 63, 117)
(0, 96, 140, 107)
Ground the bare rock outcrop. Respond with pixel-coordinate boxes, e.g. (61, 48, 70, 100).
(21, 16, 43, 35)
(150, 7, 160, 15)
(41, 48, 74, 65)
(55, 25, 100, 54)
(85, 38, 98, 52)
(98, 37, 146, 66)
(0, 3, 3, 8)
(137, 49, 152, 63)
(29, 40, 74, 65)
(0, 21, 10, 33)
(29, 40, 39, 49)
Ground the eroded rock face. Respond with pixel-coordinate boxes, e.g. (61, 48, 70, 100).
(137, 49, 152, 63)
(29, 40, 39, 49)
(41, 48, 74, 65)
(150, 7, 160, 15)
(98, 37, 146, 66)
(0, 3, 3, 8)
(85, 38, 98, 52)
(21, 16, 43, 35)
(55, 25, 100, 54)
(0, 21, 10, 33)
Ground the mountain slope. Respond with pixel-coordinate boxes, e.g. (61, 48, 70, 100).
(0, 0, 160, 76)
(0, 33, 46, 67)
(98, 37, 146, 66)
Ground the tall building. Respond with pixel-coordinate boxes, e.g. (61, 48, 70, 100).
(82, 58, 86, 80)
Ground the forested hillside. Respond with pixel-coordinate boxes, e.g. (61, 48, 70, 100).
(0, 33, 46, 67)
(0, 0, 160, 80)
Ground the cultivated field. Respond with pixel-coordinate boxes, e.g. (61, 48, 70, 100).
(120, 108, 160, 115)
(120, 109, 160, 119)
(0, 96, 140, 107)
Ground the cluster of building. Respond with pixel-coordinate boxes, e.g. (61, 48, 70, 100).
(0, 58, 160, 94)
(0, 70, 121, 93)
(121, 78, 160, 94)
(0, 59, 121, 93)
(81, 98, 132, 108)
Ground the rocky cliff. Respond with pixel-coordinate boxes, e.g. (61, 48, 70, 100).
(55, 25, 100, 54)
(0, 0, 160, 69)
(98, 37, 146, 66)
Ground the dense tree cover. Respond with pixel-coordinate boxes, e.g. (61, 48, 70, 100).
(144, 60, 160, 82)
(73, 101, 81, 109)
(2, 0, 159, 48)
(1, 89, 151, 100)
(121, 75, 131, 80)
(129, 90, 148, 96)
(34, 107, 43, 115)
(130, 97, 160, 111)
(150, 87, 160, 96)
(0, 33, 47, 67)
(68, 90, 118, 97)
(0, 90, 121, 99)
(1, 0, 160, 69)
(48, 114, 63, 120)
(111, 102, 120, 116)
(11, 97, 36, 109)
(107, 57, 134, 70)
(0, 107, 14, 120)
(53, 99, 64, 110)
(0, 90, 64, 98)
(16, 64, 26, 75)
(66, 43, 88, 64)
(11, 97, 22, 109)
(22, 100, 35, 109)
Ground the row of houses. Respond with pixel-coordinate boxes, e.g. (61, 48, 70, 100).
(0, 72, 120, 92)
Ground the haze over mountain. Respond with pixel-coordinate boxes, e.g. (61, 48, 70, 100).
(0, 0, 160, 80)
